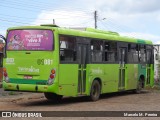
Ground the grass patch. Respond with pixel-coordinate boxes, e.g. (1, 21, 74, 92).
(152, 85, 160, 90)
(145, 85, 160, 90)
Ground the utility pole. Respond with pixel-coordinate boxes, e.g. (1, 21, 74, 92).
(53, 19, 55, 25)
(94, 11, 97, 29)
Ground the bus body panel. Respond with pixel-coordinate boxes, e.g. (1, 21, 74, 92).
(97, 64, 119, 93)
(2, 26, 154, 99)
(58, 64, 78, 96)
(150, 64, 154, 86)
(126, 64, 138, 90)
(4, 51, 55, 83)
(3, 28, 61, 95)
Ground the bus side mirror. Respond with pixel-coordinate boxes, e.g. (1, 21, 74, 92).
(0, 35, 6, 57)
(156, 54, 159, 60)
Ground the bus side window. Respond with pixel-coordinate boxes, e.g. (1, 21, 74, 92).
(91, 40, 103, 63)
(146, 45, 152, 64)
(104, 41, 117, 62)
(139, 45, 146, 63)
(59, 36, 76, 62)
(128, 44, 139, 63)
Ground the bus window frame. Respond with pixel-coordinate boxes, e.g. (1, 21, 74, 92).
(58, 34, 153, 66)
(139, 44, 147, 64)
(103, 41, 118, 64)
(90, 39, 103, 63)
(127, 43, 139, 64)
(59, 35, 78, 64)
(146, 45, 154, 64)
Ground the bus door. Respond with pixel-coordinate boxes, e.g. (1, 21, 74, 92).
(119, 47, 127, 90)
(77, 43, 88, 94)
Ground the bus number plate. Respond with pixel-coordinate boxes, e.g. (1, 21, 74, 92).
(24, 75, 33, 79)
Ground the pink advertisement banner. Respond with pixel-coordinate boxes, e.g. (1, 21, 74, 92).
(7, 30, 53, 50)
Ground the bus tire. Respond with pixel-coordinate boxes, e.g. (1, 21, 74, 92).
(44, 92, 62, 102)
(89, 80, 101, 101)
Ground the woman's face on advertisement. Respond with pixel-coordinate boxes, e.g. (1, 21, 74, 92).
(14, 35, 20, 40)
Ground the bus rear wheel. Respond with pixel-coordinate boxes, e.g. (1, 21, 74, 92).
(89, 80, 101, 101)
(134, 78, 143, 94)
(44, 92, 62, 102)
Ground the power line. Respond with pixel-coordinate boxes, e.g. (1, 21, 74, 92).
(4, 0, 70, 9)
(99, 15, 138, 33)
(0, 16, 93, 28)
(0, 4, 91, 18)
(98, 20, 122, 32)
(66, 19, 93, 27)
(0, 18, 34, 25)
(0, 0, 95, 28)
(0, 14, 92, 24)
(2, 0, 93, 17)
(0, 1, 97, 30)
(4, 0, 93, 14)
(98, 19, 139, 38)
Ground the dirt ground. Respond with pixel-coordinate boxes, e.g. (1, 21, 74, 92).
(0, 88, 160, 120)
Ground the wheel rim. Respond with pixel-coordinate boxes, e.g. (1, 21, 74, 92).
(92, 83, 99, 97)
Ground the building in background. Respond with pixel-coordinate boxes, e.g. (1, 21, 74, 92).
(154, 44, 160, 84)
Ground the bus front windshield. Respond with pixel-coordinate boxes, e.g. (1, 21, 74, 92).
(7, 30, 53, 51)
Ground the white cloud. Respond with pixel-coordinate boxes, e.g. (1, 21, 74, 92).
(156, 41, 160, 44)
(32, 0, 160, 32)
(120, 32, 160, 44)
(83, 0, 160, 14)
(32, 10, 94, 27)
(31, 0, 160, 45)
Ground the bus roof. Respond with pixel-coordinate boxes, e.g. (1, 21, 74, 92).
(7, 25, 153, 45)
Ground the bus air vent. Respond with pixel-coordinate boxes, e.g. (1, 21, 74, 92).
(40, 24, 59, 27)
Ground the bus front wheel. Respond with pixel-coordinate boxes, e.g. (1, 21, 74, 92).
(89, 80, 101, 101)
(44, 92, 62, 102)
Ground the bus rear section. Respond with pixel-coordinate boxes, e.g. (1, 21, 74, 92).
(3, 29, 59, 94)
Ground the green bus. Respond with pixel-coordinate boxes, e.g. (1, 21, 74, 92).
(2, 24, 154, 101)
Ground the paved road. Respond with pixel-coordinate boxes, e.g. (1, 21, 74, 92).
(0, 89, 160, 120)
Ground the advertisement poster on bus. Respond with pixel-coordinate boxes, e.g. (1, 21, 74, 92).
(7, 30, 53, 51)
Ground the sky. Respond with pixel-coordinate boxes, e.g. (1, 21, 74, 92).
(0, 0, 160, 44)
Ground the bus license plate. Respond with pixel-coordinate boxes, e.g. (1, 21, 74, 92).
(24, 75, 33, 79)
